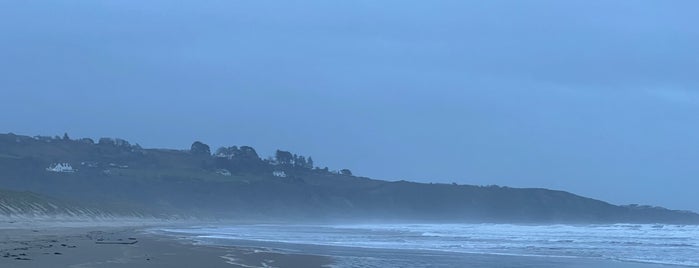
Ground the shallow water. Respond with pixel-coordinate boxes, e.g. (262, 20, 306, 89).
(158, 223, 699, 267)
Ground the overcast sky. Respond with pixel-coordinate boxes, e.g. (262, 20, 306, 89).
(1, 1, 698, 211)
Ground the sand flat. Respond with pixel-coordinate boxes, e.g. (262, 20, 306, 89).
(0, 226, 332, 268)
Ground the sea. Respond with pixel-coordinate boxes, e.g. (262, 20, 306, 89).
(155, 223, 699, 267)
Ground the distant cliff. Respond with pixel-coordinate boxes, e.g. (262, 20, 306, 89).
(1, 132, 698, 224)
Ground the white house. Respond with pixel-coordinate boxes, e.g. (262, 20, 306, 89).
(216, 169, 231, 176)
(272, 171, 287, 178)
(46, 163, 75, 173)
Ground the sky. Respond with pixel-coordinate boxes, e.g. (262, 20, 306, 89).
(1, 1, 698, 211)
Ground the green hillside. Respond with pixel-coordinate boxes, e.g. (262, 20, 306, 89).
(1, 132, 697, 224)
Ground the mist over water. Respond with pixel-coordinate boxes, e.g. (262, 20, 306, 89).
(159, 223, 699, 267)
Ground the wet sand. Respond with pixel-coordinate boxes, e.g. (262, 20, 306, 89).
(0, 226, 332, 268)
(192, 236, 683, 268)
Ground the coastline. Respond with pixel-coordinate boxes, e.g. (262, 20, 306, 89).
(168, 235, 686, 268)
(0, 222, 693, 268)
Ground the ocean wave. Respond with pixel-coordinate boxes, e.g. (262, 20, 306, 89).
(154, 223, 699, 267)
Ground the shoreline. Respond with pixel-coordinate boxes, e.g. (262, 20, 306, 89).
(154, 225, 697, 268)
(1, 223, 694, 268)
(168, 235, 688, 268)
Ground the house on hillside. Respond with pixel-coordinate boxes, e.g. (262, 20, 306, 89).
(46, 163, 75, 173)
(216, 169, 231, 176)
(81, 161, 99, 168)
(34, 136, 54, 143)
(109, 163, 129, 168)
(272, 171, 287, 178)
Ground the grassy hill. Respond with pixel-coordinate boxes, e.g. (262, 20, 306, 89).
(1, 132, 697, 224)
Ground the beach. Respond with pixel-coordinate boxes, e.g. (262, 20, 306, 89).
(0, 222, 693, 268)
(0, 225, 331, 268)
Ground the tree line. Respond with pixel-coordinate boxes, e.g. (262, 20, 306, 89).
(273, 150, 314, 169)
(190, 141, 352, 175)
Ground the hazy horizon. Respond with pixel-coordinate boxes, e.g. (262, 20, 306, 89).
(2, 1, 698, 212)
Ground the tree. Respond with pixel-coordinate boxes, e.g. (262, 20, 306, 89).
(340, 169, 353, 176)
(215, 147, 227, 156)
(215, 146, 239, 157)
(295, 155, 307, 168)
(191, 141, 211, 155)
(114, 138, 131, 147)
(239, 146, 260, 161)
(62, 132, 70, 141)
(98, 137, 115, 146)
(307, 157, 314, 169)
(275, 150, 293, 164)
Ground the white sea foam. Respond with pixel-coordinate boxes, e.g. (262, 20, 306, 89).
(157, 223, 699, 267)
